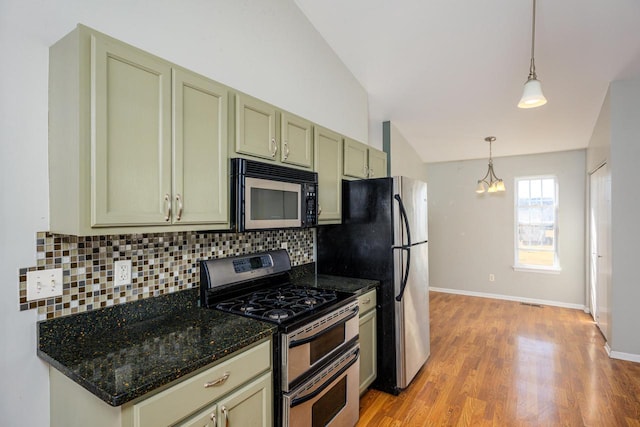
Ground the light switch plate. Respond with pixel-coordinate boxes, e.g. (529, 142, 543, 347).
(114, 260, 132, 286)
(26, 268, 63, 301)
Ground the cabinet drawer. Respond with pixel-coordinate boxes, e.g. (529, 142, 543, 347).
(132, 339, 271, 427)
(358, 289, 377, 316)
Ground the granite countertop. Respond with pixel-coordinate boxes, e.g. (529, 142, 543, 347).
(37, 288, 276, 407)
(290, 264, 379, 295)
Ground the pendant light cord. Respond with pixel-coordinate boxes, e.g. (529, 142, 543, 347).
(529, 0, 538, 79)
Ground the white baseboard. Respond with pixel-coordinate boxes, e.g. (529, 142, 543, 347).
(609, 349, 640, 363)
(429, 286, 586, 311)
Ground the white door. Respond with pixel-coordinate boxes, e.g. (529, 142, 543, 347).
(589, 163, 611, 340)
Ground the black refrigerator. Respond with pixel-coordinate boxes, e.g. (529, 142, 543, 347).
(317, 176, 430, 395)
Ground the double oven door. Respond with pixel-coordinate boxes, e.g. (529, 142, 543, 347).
(283, 343, 360, 427)
(281, 299, 360, 427)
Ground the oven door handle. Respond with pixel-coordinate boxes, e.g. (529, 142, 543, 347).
(289, 348, 360, 408)
(288, 305, 359, 348)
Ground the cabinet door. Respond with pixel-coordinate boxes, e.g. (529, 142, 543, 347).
(173, 69, 228, 225)
(235, 93, 277, 160)
(281, 112, 313, 168)
(92, 34, 172, 226)
(359, 309, 377, 395)
(180, 403, 218, 427)
(314, 127, 343, 224)
(216, 372, 272, 427)
(368, 148, 388, 178)
(343, 138, 369, 179)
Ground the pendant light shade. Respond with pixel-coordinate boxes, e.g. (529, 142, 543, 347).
(518, 0, 547, 109)
(518, 78, 547, 108)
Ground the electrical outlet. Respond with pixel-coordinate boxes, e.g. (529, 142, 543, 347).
(114, 260, 132, 286)
(26, 268, 63, 301)
(489, 274, 495, 282)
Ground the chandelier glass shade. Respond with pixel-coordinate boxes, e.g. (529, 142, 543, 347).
(476, 136, 506, 194)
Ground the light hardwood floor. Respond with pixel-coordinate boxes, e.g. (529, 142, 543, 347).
(357, 291, 640, 426)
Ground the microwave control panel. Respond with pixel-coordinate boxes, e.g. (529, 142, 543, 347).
(303, 183, 317, 227)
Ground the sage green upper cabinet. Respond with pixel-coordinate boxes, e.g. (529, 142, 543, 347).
(172, 69, 228, 225)
(232, 93, 314, 169)
(343, 138, 369, 179)
(91, 34, 172, 227)
(48, 25, 229, 235)
(367, 147, 388, 178)
(314, 126, 343, 224)
(234, 93, 278, 160)
(281, 112, 313, 168)
(343, 138, 388, 179)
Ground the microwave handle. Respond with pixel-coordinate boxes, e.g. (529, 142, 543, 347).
(289, 348, 360, 408)
(288, 305, 359, 348)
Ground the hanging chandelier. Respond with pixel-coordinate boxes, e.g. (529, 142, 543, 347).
(476, 136, 506, 194)
(518, 0, 547, 108)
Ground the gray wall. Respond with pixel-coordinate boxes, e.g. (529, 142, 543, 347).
(427, 150, 586, 306)
(0, 1, 368, 425)
(609, 79, 640, 356)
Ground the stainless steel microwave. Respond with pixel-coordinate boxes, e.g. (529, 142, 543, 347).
(231, 158, 318, 231)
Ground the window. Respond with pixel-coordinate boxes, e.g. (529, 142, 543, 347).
(515, 176, 559, 271)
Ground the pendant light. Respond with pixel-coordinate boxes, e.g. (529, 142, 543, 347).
(518, 0, 547, 108)
(476, 136, 506, 194)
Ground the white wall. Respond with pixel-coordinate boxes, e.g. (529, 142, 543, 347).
(609, 78, 640, 357)
(427, 150, 586, 306)
(386, 122, 428, 182)
(0, 1, 368, 425)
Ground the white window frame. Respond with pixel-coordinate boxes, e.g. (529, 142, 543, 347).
(513, 175, 561, 273)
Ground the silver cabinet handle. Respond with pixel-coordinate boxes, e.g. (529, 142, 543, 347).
(318, 204, 322, 216)
(270, 138, 277, 157)
(361, 298, 371, 305)
(175, 194, 183, 221)
(222, 406, 229, 427)
(364, 165, 368, 177)
(283, 141, 290, 160)
(209, 411, 217, 427)
(204, 372, 230, 388)
(164, 194, 171, 221)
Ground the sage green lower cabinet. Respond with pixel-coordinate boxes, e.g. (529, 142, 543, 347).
(358, 289, 378, 395)
(179, 372, 272, 427)
(314, 126, 343, 224)
(49, 339, 272, 427)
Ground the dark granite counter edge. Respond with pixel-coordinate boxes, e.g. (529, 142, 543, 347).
(38, 326, 276, 406)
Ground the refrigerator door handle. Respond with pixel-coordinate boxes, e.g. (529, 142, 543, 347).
(393, 194, 412, 301)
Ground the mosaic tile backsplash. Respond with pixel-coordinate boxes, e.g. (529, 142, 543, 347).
(19, 229, 314, 320)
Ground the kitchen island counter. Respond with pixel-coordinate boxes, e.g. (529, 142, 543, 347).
(37, 288, 276, 407)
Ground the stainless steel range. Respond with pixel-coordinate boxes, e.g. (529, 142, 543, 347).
(200, 249, 360, 427)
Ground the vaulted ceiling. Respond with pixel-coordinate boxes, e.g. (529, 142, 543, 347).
(295, 0, 640, 163)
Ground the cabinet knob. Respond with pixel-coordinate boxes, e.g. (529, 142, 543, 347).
(164, 194, 171, 222)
